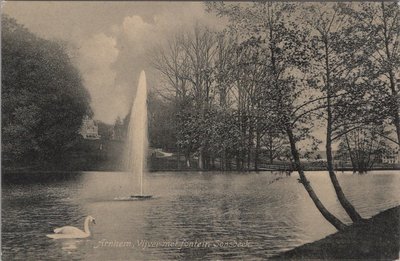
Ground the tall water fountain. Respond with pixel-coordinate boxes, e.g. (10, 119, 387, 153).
(124, 70, 152, 199)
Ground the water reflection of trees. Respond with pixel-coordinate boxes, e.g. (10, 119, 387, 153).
(142, 173, 322, 259)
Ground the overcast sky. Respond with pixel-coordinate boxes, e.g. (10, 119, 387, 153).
(4, 1, 223, 124)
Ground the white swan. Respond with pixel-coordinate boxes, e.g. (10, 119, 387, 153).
(46, 216, 96, 239)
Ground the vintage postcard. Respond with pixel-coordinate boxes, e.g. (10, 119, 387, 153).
(2, 1, 399, 260)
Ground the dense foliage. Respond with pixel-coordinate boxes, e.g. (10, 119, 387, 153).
(149, 2, 399, 172)
(2, 15, 91, 167)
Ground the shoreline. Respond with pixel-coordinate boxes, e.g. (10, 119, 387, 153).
(270, 206, 400, 260)
(2, 168, 400, 175)
(3, 169, 399, 185)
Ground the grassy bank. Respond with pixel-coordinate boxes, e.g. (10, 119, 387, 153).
(271, 206, 400, 260)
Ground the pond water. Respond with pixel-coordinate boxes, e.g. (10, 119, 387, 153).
(2, 170, 399, 260)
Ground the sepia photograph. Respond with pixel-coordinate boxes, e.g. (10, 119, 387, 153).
(1, 1, 400, 260)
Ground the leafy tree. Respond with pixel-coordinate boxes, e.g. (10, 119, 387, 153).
(152, 25, 219, 169)
(208, 2, 347, 230)
(261, 130, 288, 165)
(303, 2, 364, 222)
(148, 91, 177, 151)
(338, 126, 390, 173)
(338, 2, 400, 147)
(2, 15, 91, 167)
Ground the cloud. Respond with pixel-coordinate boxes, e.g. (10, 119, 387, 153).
(122, 16, 154, 43)
(79, 33, 118, 70)
(3, 2, 226, 124)
(74, 3, 227, 125)
(78, 33, 129, 124)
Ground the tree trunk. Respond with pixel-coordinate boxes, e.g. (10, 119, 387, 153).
(177, 145, 181, 170)
(185, 152, 191, 168)
(198, 148, 204, 170)
(345, 134, 357, 173)
(325, 60, 363, 221)
(327, 136, 363, 222)
(381, 2, 400, 147)
(269, 134, 274, 164)
(221, 149, 225, 171)
(255, 130, 261, 171)
(287, 127, 347, 231)
(324, 35, 363, 223)
(205, 152, 210, 170)
(393, 103, 400, 147)
(241, 114, 247, 171)
(236, 153, 240, 171)
(247, 122, 253, 170)
(387, 69, 400, 147)
(226, 153, 231, 170)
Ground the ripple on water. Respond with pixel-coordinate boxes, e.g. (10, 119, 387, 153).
(2, 171, 399, 260)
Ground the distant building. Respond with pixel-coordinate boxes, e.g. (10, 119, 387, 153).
(79, 115, 101, 140)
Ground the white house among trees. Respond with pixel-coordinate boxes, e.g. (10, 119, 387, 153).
(79, 115, 101, 140)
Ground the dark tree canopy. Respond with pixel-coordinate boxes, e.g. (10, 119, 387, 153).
(2, 15, 91, 166)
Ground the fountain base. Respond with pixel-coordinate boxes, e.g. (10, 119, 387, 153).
(114, 195, 153, 201)
(130, 195, 152, 200)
